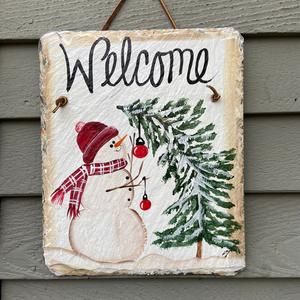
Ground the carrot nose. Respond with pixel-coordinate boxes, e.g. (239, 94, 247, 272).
(114, 134, 127, 148)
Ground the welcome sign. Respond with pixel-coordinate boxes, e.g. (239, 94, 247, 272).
(40, 29, 244, 276)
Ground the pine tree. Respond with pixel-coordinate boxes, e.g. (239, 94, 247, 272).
(117, 98, 241, 257)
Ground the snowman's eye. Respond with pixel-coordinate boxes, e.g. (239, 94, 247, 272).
(112, 141, 115, 144)
(110, 144, 113, 148)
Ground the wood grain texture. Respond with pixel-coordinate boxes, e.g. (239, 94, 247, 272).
(0, 0, 299, 294)
(0, 0, 300, 40)
(0, 44, 40, 119)
(1, 116, 300, 196)
(0, 120, 41, 196)
(1, 195, 300, 279)
(245, 115, 300, 193)
(1, 38, 300, 119)
(0, 198, 50, 279)
(3, 279, 300, 300)
(245, 38, 300, 114)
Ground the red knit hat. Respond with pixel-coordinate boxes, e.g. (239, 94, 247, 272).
(75, 121, 118, 164)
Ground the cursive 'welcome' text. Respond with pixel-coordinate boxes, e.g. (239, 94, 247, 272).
(59, 36, 213, 93)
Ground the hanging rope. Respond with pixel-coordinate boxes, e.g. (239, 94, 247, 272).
(158, 0, 177, 29)
(102, 0, 177, 30)
(102, 0, 126, 30)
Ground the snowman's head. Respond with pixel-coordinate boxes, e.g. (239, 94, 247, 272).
(94, 134, 128, 162)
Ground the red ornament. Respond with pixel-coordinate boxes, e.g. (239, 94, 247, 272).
(140, 194, 151, 211)
(133, 144, 148, 158)
(133, 137, 148, 158)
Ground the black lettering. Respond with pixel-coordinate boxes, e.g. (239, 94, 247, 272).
(59, 37, 110, 93)
(59, 36, 213, 92)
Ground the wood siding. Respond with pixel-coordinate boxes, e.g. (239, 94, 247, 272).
(1, 0, 300, 298)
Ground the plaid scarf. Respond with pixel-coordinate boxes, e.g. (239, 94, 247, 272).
(51, 158, 127, 218)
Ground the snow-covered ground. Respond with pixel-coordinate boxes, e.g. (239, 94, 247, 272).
(44, 247, 245, 276)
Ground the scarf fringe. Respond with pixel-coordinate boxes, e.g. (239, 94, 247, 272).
(67, 204, 80, 218)
(51, 188, 65, 205)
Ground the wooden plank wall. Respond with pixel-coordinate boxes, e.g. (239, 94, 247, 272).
(0, 0, 300, 299)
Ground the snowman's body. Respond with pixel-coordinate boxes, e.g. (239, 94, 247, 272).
(69, 137, 146, 263)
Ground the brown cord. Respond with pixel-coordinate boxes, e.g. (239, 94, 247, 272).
(52, 96, 68, 113)
(207, 85, 221, 102)
(102, 0, 177, 31)
(102, 0, 126, 30)
(159, 0, 177, 29)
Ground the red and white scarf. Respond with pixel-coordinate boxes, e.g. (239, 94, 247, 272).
(51, 158, 127, 218)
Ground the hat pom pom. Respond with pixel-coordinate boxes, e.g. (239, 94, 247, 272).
(75, 121, 85, 133)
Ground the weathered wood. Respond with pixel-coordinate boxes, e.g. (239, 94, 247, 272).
(0, 120, 41, 196)
(3, 279, 300, 300)
(1, 38, 300, 119)
(0, 0, 299, 295)
(245, 115, 300, 193)
(0, 44, 40, 119)
(1, 0, 300, 40)
(1, 116, 300, 196)
(2, 195, 300, 279)
(0, 198, 51, 279)
(245, 38, 300, 114)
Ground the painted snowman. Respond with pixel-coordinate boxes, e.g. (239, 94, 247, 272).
(53, 121, 146, 263)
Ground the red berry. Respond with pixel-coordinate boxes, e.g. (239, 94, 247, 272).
(140, 198, 151, 211)
(133, 144, 148, 158)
